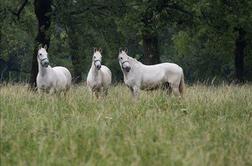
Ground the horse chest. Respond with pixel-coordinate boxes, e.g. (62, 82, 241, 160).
(37, 72, 56, 86)
(94, 79, 102, 86)
(88, 77, 102, 88)
(124, 77, 137, 87)
(37, 79, 52, 89)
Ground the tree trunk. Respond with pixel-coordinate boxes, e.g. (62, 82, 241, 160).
(29, 0, 52, 89)
(68, 22, 82, 83)
(142, 34, 160, 65)
(234, 28, 246, 83)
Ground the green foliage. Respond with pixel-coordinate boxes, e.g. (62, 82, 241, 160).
(1, 84, 252, 165)
(1, 0, 252, 82)
(172, 31, 191, 57)
(0, 0, 36, 81)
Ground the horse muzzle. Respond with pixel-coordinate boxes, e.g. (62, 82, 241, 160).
(96, 65, 101, 70)
(122, 61, 131, 72)
(123, 66, 131, 72)
(41, 59, 49, 67)
(94, 60, 101, 70)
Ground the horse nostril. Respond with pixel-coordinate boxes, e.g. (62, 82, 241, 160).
(125, 66, 131, 72)
(96, 65, 101, 70)
(43, 61, 49, 67)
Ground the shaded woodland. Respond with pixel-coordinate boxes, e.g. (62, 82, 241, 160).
(1, 0, 252, 86)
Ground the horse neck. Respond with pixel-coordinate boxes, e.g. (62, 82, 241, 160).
(38, 60, 50, 77)
(128, 57, 141, 66)
(123, 60, 139, 79)
(133, 58, 143, 66)
(90, 63, 100, 78)
(130, 58, 143, 70)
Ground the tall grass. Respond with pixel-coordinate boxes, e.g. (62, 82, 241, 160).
(0, 84, 252, 166)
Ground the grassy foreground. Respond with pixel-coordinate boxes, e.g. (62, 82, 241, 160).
(0, 84, 252, 166)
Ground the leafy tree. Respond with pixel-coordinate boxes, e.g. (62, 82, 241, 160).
(1, 0, 252, 84)
(29, 0, 53, 88)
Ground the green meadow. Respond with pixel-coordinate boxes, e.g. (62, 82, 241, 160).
(0, 84, 252, 166)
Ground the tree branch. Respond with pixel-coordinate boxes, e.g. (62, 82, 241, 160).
(69, 4, 110, 16)
(163, 4, 194, 18)
(11, 0, 28, 19)
(69, 3, 140, 16)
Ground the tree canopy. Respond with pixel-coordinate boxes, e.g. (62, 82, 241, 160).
(1, 0, 252, 84)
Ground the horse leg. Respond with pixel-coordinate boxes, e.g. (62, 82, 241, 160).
(103, 88, 108, 96)
(129, 87, 134, 96)
(89, 87, 94, 98)
(90, 90, 94, 99)
(63, 89, 69, 97)
(171, 86, 180, 97)
(49, 88, 55, 95)
(64, 85, 70, 96)
(131, 86, 140, 98)
(38, 88, 42, 94)
(167, 87, 172, 95)
(162, 82, 172, 95)
(94, 90, 100, 99)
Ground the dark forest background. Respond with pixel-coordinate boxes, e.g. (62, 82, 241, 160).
(1, 0, 252, 87)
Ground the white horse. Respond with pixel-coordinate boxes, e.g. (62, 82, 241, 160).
(36, 45, 72, 94)
(87, 48, 112, 98)
(118, 49, 185, 97)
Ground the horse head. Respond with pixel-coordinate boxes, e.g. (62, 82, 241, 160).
(118, 48, 131, 72)
(37, 45, 49, 68)
(93, 48, 102, 70)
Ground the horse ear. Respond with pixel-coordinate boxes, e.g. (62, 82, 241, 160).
(94, 47, 97, 53)
(38, 44, 42, 50)
(119, 48, 123, 53)
(44, 44, 48, 50)
(124, 48, 128, 53)
(99, 48, 102, 53)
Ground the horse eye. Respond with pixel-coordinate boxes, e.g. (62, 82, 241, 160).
(39, 53, 42, 56)
(120, 57, 123, 60)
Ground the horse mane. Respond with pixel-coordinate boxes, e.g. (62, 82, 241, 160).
(128, 56, 142, 65)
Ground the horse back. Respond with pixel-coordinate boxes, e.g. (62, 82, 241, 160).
(162, 63, 183, 85)
(139, 62, 183, 87)
(160, 63, 183, 74)
(53, 66, 72, 85)
(101, 65, 112, 85)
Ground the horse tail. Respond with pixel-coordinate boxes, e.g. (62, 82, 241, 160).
(179, 72, 185, 97)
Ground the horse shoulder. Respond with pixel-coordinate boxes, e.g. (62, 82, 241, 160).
(87, 69, 103, 89)
(37, 68, 55, 89)
(36, 74, 44, 87)
(101, 66, 112, 85)
(123, 72, 140, 88)
(101, 66, 112, 77)
(51, 67, 69, 85)
(87, 71, 95, 87)
(87, 68, 93, 81)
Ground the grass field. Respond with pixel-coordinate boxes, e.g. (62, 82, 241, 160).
(0, 84, 252, 166)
